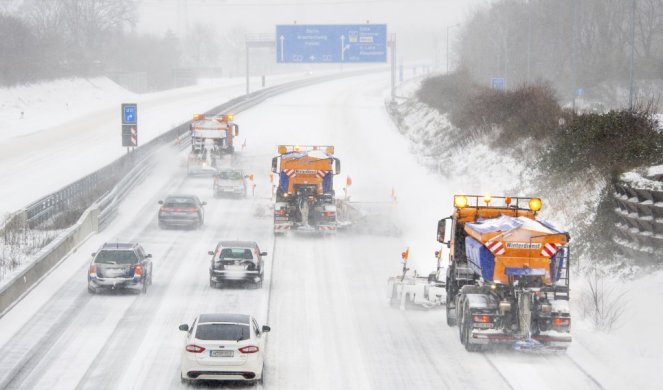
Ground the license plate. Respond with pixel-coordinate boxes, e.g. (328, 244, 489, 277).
(226, 264, 247, 271)
(210, 350, 233, 357)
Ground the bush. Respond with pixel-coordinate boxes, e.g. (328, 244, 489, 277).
(416, 69, 478, 116)
(418, 72, 563, 147)
(579, 269, 627, 331)
(542, 107, 663, 176)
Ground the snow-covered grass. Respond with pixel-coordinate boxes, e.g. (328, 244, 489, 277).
(0, 226, 63, 283)
(0, 77, 131, 141)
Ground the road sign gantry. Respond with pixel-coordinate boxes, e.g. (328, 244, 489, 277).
(276, 24, 387, 64)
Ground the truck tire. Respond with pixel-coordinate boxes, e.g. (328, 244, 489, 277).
(446, 287, 456, 326)
(446, 277, 457, 326)
(461, 303, 481, 352)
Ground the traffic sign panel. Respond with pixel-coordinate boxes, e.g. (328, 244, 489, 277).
(122, 124, 137, 147)
(490, 78, 506, 91)
(276, 24, 387, 63)
(122, 103, 137, 125)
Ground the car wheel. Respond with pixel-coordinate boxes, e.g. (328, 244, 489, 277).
(258, 364, 265, 385)
(87, 285, 96, 294)
(142, 280, 148, 294)
(209, 279, 216, 288)
(180, 373, 189, 385)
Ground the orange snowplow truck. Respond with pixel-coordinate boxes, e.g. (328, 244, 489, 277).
(438, 195, 572, 352)
(187, 113, 239, 175)
(271, 145, 340, 233)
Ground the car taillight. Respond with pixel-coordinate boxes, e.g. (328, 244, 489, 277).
(552, 317, 571, 327)
(161, 207, 174, 212)
(183, 208, 198, 212)
(186, 344, 205, 353)
(134, 264, 143, 277)
(324, 211, 336, 217)
(238, 345, 259, 354)
(472, 315, 493, 323)
(89, 265, 96, 274)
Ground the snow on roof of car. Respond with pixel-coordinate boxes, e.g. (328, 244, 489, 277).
(198, 313, 250, 324)
(219, 241, 259, 249)
(100, 242, 136, 250)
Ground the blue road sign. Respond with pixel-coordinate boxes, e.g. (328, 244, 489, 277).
(576, 88, 584, 97)
(122, 103, 137, 125)
(490, 78, 506, 91)
(276, 24, 387, 63)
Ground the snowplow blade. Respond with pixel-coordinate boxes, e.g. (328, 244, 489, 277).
(387, 276, 445, 310)
(470, 331, 571, 352)
(336, 200, 401, 236)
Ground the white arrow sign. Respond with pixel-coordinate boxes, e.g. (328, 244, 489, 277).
(340, 35, 345, 61)
(279, 35, 285, 62)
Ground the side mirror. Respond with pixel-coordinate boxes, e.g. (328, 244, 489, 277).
(234, 124, 239, 136)
(158, 200, 163, 205)
(437, 217, 452, 246)
(201, 201, 207, 206)
(91, 252, 96, 257)
(147, 254, 152, 258)
(334, 158, 341, 175)
(208, 250, 215, 256)
(179, 324, 189, 332)
(271, 157, 279, 173)
(260, 252, 268, 256)
(261, 325, 271, 333)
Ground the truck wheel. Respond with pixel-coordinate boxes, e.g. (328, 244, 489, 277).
(461, 304, 481, 352)
(446, 290, 456, 326)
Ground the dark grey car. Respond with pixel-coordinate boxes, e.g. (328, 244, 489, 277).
(158, 194, 206, 229)
(87, 243, 153, 294)
(208, 241, 267, 289)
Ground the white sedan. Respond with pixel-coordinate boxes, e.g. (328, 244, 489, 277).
(179, 313, 270, 384)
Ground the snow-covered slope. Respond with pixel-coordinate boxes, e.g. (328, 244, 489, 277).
(388, 77, 663, 389)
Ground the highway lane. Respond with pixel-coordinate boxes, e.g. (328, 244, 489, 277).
(0, 73, 608, 389)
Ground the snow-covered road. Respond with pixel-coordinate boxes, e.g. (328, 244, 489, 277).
(0, 73, 612, 389)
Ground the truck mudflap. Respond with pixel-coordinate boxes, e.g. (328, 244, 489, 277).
(273, 223, 291, 233)
(470, 330, 572, 351)
(317, 224, 337, 232)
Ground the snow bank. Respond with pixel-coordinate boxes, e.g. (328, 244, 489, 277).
(0, 77, 132, 141)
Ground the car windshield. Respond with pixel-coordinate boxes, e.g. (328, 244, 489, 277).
(218, 171, 243, 180)
(195, 323, 250, 341)
(94, 250, 138, 265)
(164, 197, 197, 206)
(220, 248, 253, 260)
(164, 202, 197, 209)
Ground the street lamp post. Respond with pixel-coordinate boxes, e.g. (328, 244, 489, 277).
(446, 23, 460, 73)
(629, 0, 636, 109)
